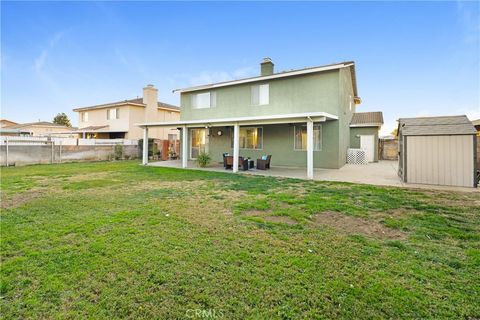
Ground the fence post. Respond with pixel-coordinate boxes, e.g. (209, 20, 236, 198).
(5, 137, 8, 167)
(51, 139, 54, 164)
(59, 140, 62, 163)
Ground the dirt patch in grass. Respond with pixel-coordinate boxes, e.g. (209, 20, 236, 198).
(312, 211, 407, 240)
(1, 190, 43, 209)
(264, 216, 298, 225)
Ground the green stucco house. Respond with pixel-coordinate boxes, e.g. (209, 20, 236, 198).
(139, 58, 383, 179)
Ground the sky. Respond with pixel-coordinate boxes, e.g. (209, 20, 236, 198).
(1, 1, 479, 135)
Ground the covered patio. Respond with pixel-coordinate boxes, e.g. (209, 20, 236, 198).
(148, 159, 404, 187)
(137, 112, 338, 179)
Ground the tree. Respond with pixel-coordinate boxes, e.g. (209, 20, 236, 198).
(53, 113, 72, 127)
(391, 128, 398, 136)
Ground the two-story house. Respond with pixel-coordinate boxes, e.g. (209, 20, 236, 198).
(139, 59, 382, 179)
(73, 85, 180, 140)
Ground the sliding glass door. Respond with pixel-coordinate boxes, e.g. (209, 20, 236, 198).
(190, 128, 207, 159)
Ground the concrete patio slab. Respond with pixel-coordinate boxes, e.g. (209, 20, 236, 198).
(147, 160, 478, 193)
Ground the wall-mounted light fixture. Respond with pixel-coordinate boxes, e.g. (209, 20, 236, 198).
(217, 130, 223, 136)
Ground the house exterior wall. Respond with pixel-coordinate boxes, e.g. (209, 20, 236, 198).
(200, 121, 341, 169)
(337, 67, 356, 167)
(78, 106, 131, 132)
(180, 68, 357, 169)
(78, 105, 180, 140)
(20, 125, 73, 137)
(180, 70, 340, 120)
(349, 127, 380, 162)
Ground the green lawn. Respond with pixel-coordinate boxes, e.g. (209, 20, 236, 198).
(1, 161, 479, 319)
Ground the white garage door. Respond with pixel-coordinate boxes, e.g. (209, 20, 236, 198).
(360, 135, 375, 162)
(406, 135, 474, 187)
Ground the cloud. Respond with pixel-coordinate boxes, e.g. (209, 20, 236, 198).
(456, 0, 480, 44)
(32, 30, 75, 108)
(33, 31, 65, 73)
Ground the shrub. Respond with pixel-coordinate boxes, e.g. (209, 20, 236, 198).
(196, 152, 211, 167)
(114, 144, 124, 160)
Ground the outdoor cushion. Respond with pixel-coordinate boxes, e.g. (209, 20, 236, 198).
(261, 155, 268, 160)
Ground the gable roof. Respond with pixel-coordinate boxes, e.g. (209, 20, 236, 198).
(398, 115, 476, 136)
(0, 119, 18, 126)
(7, 121, 70, 129)
(73, 98, 180, 112)
(472, 119, 480, 127)
(174, 61, 358, 97)
(350, 112, 383, 127)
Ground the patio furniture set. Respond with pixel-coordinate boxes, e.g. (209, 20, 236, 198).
(223, 154, 271, 171)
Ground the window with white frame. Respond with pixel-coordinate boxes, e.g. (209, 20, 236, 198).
(294, 125, 322, 151)
(251, 84, 269, 106)
(107, 108, 119, 120)
(192, 92, 216, 109)
(81, 112, 89, 122)
(231, 127, 263, 149)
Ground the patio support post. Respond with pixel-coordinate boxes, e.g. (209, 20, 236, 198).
(307, 118, 314, 179)
(142, 127, 149, 165)
(182, 125, 188, 168)
(233, 123, 240, 173)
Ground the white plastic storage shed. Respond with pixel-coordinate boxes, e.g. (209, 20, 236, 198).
(398, 115, 477, 188)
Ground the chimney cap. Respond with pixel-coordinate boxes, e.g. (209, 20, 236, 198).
(261, 57, 273, 64)
(146, 84, 155, 88)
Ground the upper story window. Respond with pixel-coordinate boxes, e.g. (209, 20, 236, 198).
(81, 112, 89, 122)
(107, 108, 120, 120)
(294, 124, 322, 151)
(251, 84, 269, 106)
(192, 92, 216, 109)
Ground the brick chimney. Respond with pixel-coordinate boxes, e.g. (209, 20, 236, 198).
(143, 84, 158, 121)
(260, 57, 274, 76)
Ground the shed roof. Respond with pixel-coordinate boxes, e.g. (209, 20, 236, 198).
(350, 112, 383, 127)
(398, 115, 476, 136)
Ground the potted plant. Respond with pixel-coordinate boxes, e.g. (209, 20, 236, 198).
(196, 151, 211, 168)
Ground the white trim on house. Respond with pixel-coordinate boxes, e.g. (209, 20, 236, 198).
(350, 123, 383, 128)
(173, 63, 354, 93)
(136, 112, 338, 128)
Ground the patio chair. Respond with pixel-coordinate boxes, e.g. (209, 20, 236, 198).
(222, 153, 229, 168)
(256, 155, 272, 170)
(225, 156, 248, 170)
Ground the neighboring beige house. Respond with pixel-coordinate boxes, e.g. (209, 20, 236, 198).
(1, 121, 74, 137)
(73, 85, 180, 140)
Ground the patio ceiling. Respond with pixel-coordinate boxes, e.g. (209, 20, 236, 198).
(136, 111, 338, 129)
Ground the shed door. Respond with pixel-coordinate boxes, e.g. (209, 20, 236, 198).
(406, 135, 474, 187)
(360, 135, 375, 162)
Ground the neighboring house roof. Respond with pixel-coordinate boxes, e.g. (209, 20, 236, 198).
(174, 61, 359, 98)
(7, 121, 70, 129)
(350, 112, 384, 127)
(398, 115, 476, 136)
(76, 125, 127, 133)
(0, 128, 31, 134)
(0, 119, 18, 127)
(73, 98, 180, 112)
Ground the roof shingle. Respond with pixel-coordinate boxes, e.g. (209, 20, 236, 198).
(350, 112, 383, 126)
(398, 115, 476, 136)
